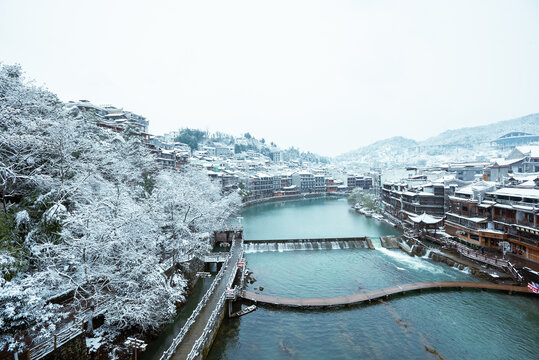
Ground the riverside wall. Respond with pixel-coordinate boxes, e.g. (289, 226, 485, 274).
(40, 332, 88, 360)
(242, 193, 348, 208)
(198, 300, 227, 360)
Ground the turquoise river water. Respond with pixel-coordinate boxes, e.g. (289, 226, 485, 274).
(205, 197, 538, 360)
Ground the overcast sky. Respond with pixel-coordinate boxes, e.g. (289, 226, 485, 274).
(1, 1, 538, 156)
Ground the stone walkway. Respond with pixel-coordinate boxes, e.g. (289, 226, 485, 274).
(170, 240, 243, 360)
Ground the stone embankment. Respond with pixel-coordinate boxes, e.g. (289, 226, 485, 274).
(380, 236, 400, 249)
(399, 236, 511, 281)
(242, 193, 348, 208)
(378, 211, 520, 282)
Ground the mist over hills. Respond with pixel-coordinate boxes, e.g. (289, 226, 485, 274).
(337, 113, 539, 167)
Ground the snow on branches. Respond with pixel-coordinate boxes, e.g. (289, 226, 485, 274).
(0, 64, 240, 351)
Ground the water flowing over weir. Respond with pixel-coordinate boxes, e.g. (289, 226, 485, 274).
(370, 237, 382, 249)
(205, 198, 539, 360)
(243, 238, 368, 253)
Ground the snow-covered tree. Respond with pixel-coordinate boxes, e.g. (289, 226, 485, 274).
(0, 64, 241, 352)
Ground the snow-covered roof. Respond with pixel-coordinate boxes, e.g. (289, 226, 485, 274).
(448, 195, 475, 202)
(446, 212, 488, 223)
(456, 188, 473, 195)
(477, 228, 505, 235)
(517, 179, 539, 188)
(493, 203, 514, 209)
(490, 157, 524, 167)
(409, 212, 444, 225)
(514, 145, 539, 158)
(512, 204, 536, 212)
(489, 187, 539, 200)
(454, 181, 496, 197)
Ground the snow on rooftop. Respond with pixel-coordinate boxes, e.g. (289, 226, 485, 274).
(409, 212, 444, 224)
(455, 181, 496, 197)
(446, 212, 488, 223)
(518, 179, 538, 188)
(515, 145, 539, 158)
(490, 187, 539, 200)
(491, 157, 524, 167)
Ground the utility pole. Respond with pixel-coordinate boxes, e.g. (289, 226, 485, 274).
(125, 337, 147, 360)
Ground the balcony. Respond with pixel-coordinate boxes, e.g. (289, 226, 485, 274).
(515, 219, 536, 228)
(492, 215, 516, 224)
(507, 234, 538, 248)
(493, 197, 537, 206)
(446, 213, 487, 231)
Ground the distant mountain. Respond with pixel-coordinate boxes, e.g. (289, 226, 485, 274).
(337, 113, 539, 167)
(338, 136, 418, 160)
(420, 113, 539, 146)
(336, 136, 420, 166)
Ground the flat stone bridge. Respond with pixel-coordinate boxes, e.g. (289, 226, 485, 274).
(241, 281, 533, 308)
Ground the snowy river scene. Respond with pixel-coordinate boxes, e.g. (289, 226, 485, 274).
(204, 198, 538, 360)
(2, 2, 539, 359)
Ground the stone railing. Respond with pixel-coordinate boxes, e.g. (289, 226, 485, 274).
(158, 251, 231, 360)
(455, 245, 509, 268)
(186, 249, 243, 360)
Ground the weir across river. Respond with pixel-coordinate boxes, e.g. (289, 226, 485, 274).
(243, 236, 375, 252)
(159, 234, 534, 359)
(241, 281, 533, 309)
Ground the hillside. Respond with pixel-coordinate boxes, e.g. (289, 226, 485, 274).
(338, 113, 539, 167)
(173, 128, 330, 163)
(421, 113, 539, 146)
(338, 136, 418, 161)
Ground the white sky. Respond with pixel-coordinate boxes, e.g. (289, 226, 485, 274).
(1, 0, 538, 156)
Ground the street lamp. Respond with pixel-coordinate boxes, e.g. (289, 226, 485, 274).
(124, 337, 147, 360)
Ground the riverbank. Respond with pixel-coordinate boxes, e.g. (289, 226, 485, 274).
(242, 192, 348, 208)
(209, 222, 538, 360)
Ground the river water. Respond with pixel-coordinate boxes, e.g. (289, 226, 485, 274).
(206, 197, 539, 360)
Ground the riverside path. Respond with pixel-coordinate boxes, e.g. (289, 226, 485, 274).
(161, 236, 243, 360)
(242, 281, 532, 308)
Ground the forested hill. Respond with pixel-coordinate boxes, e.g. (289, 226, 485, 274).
(338, 113, 539, 163)
(421, 113, 539, 146)
(337, 136, 418, 162)
(0, 64, 240, 354)
(173, 128, 331, 164)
